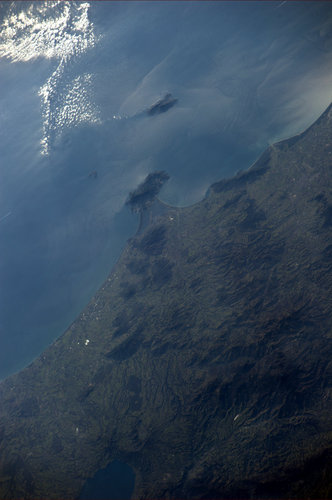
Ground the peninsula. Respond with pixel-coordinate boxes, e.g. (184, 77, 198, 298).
(0, 104, 331, 499)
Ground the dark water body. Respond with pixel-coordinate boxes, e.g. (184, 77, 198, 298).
(0, 1, 331, 379)
(0, 195, 138, 380)
(79, 461, 135, 500)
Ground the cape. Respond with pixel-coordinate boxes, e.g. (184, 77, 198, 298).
(0, 104, 332, 499)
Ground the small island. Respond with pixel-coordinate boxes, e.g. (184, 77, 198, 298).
(0, 104, 331, 500)
(146, 93, 178, 116)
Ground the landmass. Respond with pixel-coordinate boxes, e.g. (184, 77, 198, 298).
(146, 93, 178, 116)
(126, 171, 169, 214)
(0, 104, 331, 499)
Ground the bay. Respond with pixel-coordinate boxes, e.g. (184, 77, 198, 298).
(0, 1, 331, 379)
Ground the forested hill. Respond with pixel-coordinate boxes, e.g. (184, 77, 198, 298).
(0, 104, 332, 499)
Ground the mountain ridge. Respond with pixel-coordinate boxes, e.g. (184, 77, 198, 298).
(0, 103, 331, 499)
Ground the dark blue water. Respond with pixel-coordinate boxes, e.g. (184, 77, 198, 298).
(79, 460, 135, 500)
(0, 1, 331, 379)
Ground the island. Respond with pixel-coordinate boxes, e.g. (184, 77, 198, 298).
(146, 93, 178, 116)
(0, 104, 331, 499)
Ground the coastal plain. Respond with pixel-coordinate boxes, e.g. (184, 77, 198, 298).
(0, 104, 332, 498)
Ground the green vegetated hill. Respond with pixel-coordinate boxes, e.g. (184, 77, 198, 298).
(0, 104, 332, 499)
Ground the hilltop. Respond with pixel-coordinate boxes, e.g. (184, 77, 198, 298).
(0, 104, 332, 499)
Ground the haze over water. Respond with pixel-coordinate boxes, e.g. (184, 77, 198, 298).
(0, 1, 331, 379)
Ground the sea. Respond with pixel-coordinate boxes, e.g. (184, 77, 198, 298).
(0, 0, 331, 385)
